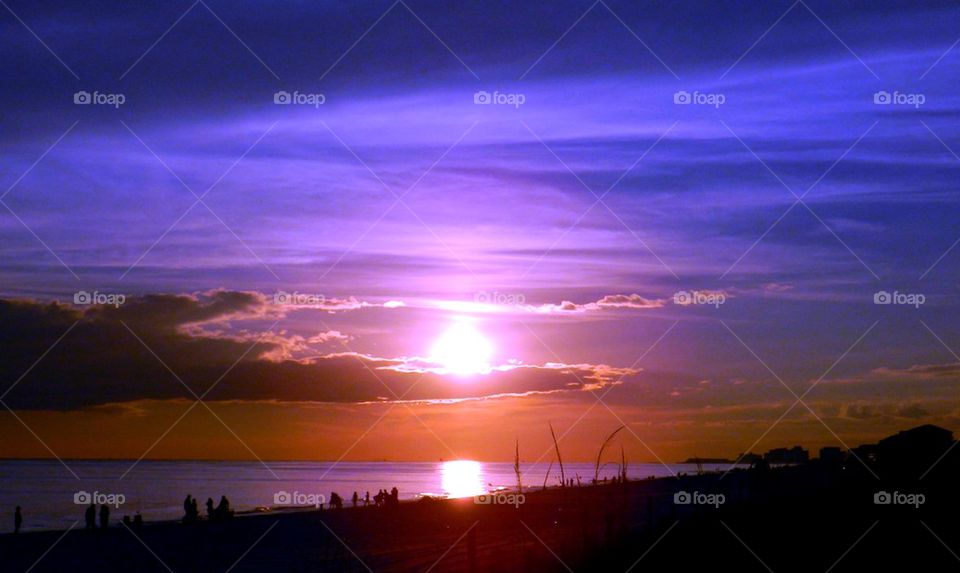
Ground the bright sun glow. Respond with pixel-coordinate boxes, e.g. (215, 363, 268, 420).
(430, 322, 493, 376)
(441, 460, 486, 498)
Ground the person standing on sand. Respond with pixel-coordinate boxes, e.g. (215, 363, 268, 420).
(14, 506, 22, 533)
(99, 504, 109, 530)
(216, 496, 230, 517)
(365, 491, 370, 506)
(85, 503, 96, 530)
(352, 492, 358, 507)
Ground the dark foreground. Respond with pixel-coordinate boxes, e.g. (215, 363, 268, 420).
(2, 457, 959, 572)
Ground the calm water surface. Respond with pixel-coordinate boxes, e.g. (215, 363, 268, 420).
(0, 460, 738, 531)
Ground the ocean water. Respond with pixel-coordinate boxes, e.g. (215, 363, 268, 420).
(0, 460, 737, 532)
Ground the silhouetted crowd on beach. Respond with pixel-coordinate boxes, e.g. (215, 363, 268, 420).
(330, 487, 399, 510)
(6, 478, 625, 534)
(375, 487, 400, 508)
(11, 485, 406, 533)
(183, 495, 233, 523)
(84, 503, 110, 530)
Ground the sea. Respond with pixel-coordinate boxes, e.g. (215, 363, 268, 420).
(0, 460, 740, 532)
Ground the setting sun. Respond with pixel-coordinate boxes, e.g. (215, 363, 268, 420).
(441, 460, 486, 498)
(430, 321, 494, 376)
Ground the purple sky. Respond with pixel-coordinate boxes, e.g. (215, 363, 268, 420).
(2, 0, 960, 460)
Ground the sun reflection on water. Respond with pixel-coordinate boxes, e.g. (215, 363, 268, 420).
(441, 460, 486, 498)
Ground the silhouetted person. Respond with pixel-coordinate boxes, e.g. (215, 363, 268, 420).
(390, 487, 398, 507)
(215, 496, 232, 519)
(365, 491, 370, 506)
(206, 498, 215, 519)
(85, 503, 96, 530)
(133, 512, 143, 529)
(183, 495, 200, 523)
(99, 504, 109, 529)
(352, 491, 359, 507)
(14, 506, 22, 533)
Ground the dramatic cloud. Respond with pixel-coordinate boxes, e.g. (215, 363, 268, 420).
(271, 292, 406, 312)
(529, 293, 667, 313)
(843, 403, 932, 421)
(0, 292, 640, 410)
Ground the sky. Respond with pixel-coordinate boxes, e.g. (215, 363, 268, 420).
(1, 0, 960, 467)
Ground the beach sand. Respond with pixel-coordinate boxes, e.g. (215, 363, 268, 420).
(3, 466, 958, 572)
(1, 476, 680, 572)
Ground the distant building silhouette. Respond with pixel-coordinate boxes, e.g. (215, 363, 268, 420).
(877, 424, 952, 457)
(850, 443, 878, 464)
(843, 424, 957, 478)
(877, 424, 953, 475)
(763, 446, 809, 465)
(818, 447, 845, 465)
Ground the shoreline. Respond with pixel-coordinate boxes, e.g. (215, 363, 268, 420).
(4, 461, 959, 571)
(2, 471, 696, 538)
(1, 473, 707, 572)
